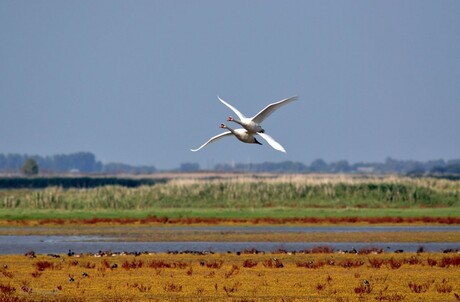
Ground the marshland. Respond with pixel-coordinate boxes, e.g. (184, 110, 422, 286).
(1, 174, 460, 301)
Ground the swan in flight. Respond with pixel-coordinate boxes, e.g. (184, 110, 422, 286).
(191, 95, 297, 153)
(191, 123, 288, 153)
(218, 95, 298, 134)
(190, 124, 261, 152)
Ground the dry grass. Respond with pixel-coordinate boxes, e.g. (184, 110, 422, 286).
(167, 173, 460, 193)
(1, 174, 459, 210)
(0, 252, 459, 301)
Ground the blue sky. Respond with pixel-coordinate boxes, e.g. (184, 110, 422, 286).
(1, 1, 459, 169)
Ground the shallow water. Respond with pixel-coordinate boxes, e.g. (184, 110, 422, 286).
(0, 235, 459, 255)
(1, 225, 459, 255)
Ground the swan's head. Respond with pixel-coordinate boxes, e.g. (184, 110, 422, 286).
(227, 116, 234, 121)
(220, 123, 226, 129)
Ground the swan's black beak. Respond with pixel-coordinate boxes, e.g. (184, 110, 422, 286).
(254, 138, 262, 145)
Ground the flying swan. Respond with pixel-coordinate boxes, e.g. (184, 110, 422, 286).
(219, 95, 298, 134)
(190, 124, 261, 152)
(191, 96, 297, 153)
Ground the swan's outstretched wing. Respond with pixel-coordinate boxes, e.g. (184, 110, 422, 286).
(190, 131, 232, 152)
(258, 132, 286, 153)
(251, 96, 298, 124)
(218, 96, 247, 120)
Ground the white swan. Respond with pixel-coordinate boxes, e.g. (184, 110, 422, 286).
(218, 96, 298, 134)
(190, 124, 261, 152)
(191, 96, 297, 153)
(191, 123, 289, 153)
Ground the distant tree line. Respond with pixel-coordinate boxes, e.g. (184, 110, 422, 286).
(0, 152, 156, 174)
(1, 152, 459, 176)
(188, 157, 460, 176)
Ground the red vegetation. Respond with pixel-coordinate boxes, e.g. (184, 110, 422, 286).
(387, 258, 402, 269)
(408, 281, 433, 293)
(339, 259, 365, 268)
(436, 279, 453, 293)
(163, 282, 182, 293)
(354, 282, 371, 294)
(427, 258, 437, 267)
(262, 258, 284, 268)
(205, 260, 223, 269)
(439, 255, 460, 267)
(296, 260, 326, 269)
(35, 261, 53, 271)
(242, 259, 258, 268)
(0, 283, 16, 295)
(122, 259, 144, 270)
(368, 258, 385, 268)
(13, 216, 460, 226)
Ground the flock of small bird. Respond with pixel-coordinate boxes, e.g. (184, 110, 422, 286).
(191, 96, 298, 153)
(20, 245, 460, 260)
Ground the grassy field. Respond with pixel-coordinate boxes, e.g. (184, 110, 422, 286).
(1, 207, 460, 222)
(0, 252, 459, 301)
(0, 175, 459, 221)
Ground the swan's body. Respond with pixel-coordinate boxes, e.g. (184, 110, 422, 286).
(190, 124, 261, 152)
(219, 96, 298, 134)
(222, 124, 262, 145)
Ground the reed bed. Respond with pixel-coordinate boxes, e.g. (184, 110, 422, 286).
(1, 252, 459, 301)
(1, 175, 459, 211)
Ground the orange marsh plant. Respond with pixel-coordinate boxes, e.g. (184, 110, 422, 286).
(0, 252, 459, 301)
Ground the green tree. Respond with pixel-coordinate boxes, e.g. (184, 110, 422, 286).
(21, 158, 39, 175)
(310, 159, 328, 172)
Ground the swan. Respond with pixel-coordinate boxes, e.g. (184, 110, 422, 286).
(190, 124, 261, 152)
(218, 95, 298, 134)
(191, 124, 288, 153)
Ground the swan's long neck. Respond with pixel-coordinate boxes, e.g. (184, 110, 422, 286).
(231, 118, 244, 127)
(222, 124, 236, 134)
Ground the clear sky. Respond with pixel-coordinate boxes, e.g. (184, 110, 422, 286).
(1, 1, 459, 170)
